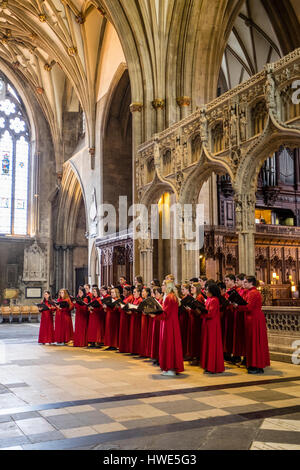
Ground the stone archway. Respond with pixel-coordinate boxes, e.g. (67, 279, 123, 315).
(54, 163, 88, 295)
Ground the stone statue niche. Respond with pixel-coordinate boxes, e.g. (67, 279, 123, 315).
(23, 240, 47, 282)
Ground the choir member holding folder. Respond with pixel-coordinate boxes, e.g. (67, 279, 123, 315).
(74, 286, 89, 348)
(37, 291, 55, 345)
(237, 277, 270, 374)
(128, 287, 143, 355)
(199, 283, 225, 374)
(103, 288, 121, 350)
(150, 287, 164, 365)
(223, 275, 237, 361)
(186, 283, 205, 365)
(87, 287, 104, 349)
(118, 286, 134, 353)
(54, 289, 74, 345)
(178, 284, 190, 359)
(232, 274, 247, 362)
(139, 288, 151, 357)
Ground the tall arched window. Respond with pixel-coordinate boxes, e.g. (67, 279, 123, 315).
(0, 74, 30, 236)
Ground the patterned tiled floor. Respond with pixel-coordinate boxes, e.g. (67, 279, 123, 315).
(0, 323, 299, 450)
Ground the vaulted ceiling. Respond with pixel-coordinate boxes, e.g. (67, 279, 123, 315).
(220, 0, 300, 91)
(0, 1, 299, 171)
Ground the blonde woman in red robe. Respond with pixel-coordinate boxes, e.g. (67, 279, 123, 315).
(54, 289, 74, 345)
(156, 280, 184, 377)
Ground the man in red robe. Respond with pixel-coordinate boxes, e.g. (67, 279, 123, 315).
(239, 276, 270, 374)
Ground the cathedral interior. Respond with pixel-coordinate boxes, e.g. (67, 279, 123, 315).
(0, 0, 300, 452)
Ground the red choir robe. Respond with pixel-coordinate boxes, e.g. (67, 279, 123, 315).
(38, 301, 55, 344)
(232, 287, 247, 357)
(74, 297, 89, 347)
(104, 301, 121, 348)
(86, 292, 93, 301)
(54, 298, 74, 344)
(128, 297, 143, 354)
(139, 309, 149, 357)
(222, 288, 236, 354)
(199, 297, 225, 374)
(186, 294, 204, 359)
(178, 301, 189, 358)
(150, 298, 163, 361)
(157, 293, 184, 373)
(118, 294, 134, 353)
(87, 297, 105, 344)
(146, 313, 154, 358)
(239, 287, 270, 369)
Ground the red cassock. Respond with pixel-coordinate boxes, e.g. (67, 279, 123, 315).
(240, 287, 270, 369)
(150, 299, 163, 361)
(186, 294, 204, 359)
(232, 288, 247, 357)
(146, 315, 154, 357)
(128, 297, 143, 354)
(87, 297, 105, 344)
(54, 299, 74, 344)
(118, 295, 134, 353)
(199, 297, 225, 374)
(74, 298, 89, 347)
(139, 311, 149, 357)
(38, 301, 55, 344)
(157, 293, 184, 373)
(104, 303, 120, 348)
(222, 289, 236, 354)
(178, 303, 189, 358)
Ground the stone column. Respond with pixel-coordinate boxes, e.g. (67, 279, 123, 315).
(54, 245, 74, 293)
(130, 103, 144, 279)
(176, 97, 191, 120)
(54, 245, 63, 294)
(180, 239, 200, 282)
(235, 193, 256, 276)
(139, 237, 153, 286)
(152, 99, 165, 133)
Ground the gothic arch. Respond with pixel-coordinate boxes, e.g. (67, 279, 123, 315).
(56, 163, 87, 246)
(179, 150, 231, 205)
(234, 127, 300, 196)
(139, 176, 176, 211)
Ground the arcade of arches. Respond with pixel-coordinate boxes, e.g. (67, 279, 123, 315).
(0, 0, 300, 359)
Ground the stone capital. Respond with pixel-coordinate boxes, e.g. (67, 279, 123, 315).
(152, 99, 165, 110)
(176, 96, 191, 107)
(130, 102, 143, 113)
(68, 46, 78, 56)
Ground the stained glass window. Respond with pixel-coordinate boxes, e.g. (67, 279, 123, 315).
(0, 74, 30, 236)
